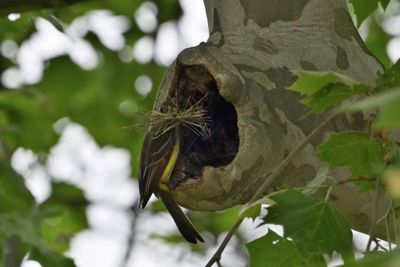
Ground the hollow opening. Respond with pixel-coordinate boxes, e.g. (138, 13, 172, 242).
(167, 64, 239, 183)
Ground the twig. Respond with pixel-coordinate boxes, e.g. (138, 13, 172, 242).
(120, 200, 140, 267)
(204, 111, 339, 267)
(366, 176, 381, 251)
(205, 219, 244, 267)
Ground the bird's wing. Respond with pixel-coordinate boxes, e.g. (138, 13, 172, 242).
(139, 129, 176, 208)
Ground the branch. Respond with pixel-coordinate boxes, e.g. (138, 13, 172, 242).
(204, 111, 339, 267)
(120, 200, 140, 267)
(0, 0, 96, 15)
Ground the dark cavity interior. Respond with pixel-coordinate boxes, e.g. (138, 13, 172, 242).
(168, 64, 239, 183)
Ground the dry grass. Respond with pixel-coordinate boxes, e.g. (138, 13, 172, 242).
(149, 95, 211, 139)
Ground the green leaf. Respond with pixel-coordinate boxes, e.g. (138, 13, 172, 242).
(347, 88, 400, 129)
(349, 88, 400, 130)
(240, 196, 275, 220)
(303, 83, 369, 114)
(246, 230, 326, 267)
(346, 88, 400, 111)
(364, 17, 391, 68)
(340, 248, 400, 267)
(376, 60, 400, 92)
(29, 247, 75, 267)
(208, 207, 241, 234)
(348, 0, 384, 27)
(0, 90, 59, 152)
(319, 132, 386, 176)
(379, 0, 391, 9)
(290, 72, 343, 95)
(290, 71, 371, 114)
(264, 190, 354, 260)
(377, 95, 400, 129)
(352, 179, 376, 193)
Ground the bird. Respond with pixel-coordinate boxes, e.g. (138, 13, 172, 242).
(138, 103, 205, 244)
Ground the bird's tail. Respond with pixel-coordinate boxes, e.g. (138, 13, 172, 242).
(159, 190, 204, 243)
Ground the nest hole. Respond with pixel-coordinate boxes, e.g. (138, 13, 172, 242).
(170, 64, 239, 182)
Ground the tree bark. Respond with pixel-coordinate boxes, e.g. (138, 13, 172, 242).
(153, 0, 390, 239)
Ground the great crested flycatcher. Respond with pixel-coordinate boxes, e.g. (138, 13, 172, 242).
(139, 122, 204, 243)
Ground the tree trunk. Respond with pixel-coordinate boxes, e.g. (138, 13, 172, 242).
(154, 0, 389, 239)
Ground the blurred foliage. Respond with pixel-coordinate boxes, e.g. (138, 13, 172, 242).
(0, 0, 181, 170)
(0, 0, 400, 267)
(0, 162, 86, 266)
(0, 0, 182, 266)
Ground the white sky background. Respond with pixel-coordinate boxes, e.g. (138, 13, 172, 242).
(4, 1, 400, 267)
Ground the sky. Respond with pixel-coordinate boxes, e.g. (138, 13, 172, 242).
(3, 1, 400, 266)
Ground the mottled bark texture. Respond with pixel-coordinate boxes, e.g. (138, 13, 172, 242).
(154, 0, 390, 238)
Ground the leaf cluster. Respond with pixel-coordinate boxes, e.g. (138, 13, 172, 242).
(0, 162, 87, 266)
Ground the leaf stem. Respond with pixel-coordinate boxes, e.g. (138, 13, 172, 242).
(324, 186, 334, 202)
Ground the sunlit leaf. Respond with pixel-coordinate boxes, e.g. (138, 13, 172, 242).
(290, 71, 371, 114)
